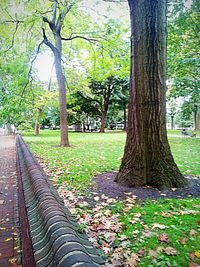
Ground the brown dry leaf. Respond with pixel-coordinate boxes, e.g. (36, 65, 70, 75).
(189, 262, 199, 267)
(138, 248, 146, 257)
(126, 253, 139, 267)
(179, 237, 188, 245)
(190, 229, 197, 236)
(149, 249, 157, 257)
(152, 223, 166, 230)
(158, 234, 169, 243)
(156, 246, 164, 253)
(161, 212, 172, 218)
(164, 246, 177, 255)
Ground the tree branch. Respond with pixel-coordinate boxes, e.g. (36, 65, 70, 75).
(20, 40, 44, 101)
(61, 35, 98, 42)
(52, 0, 58, 24)
(0, 20, 24, 23)
(2, 21, 19, 53)
(43, 16, 56, 31)
(42, 28, 57, 53)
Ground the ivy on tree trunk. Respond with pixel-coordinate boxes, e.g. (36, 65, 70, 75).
(115, 0, 188, 190)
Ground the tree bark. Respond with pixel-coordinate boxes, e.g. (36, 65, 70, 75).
(35, 124, 40, 135)
(115, 0, 187, 190)
(123, 104, 127, 131)
(54, 34, 70, 146)
(194, 105, 200, 130)
(100, 101, 109, 133)
(100, 110, 107, 133)
(171, 115, 174, 130)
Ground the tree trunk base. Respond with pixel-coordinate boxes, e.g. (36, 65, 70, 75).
(115, 168, 188, 190)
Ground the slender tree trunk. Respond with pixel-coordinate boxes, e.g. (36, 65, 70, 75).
(171, 115, 174, 130)
(123, 104, 127, 131)
(194, 105, 200, 130)
(115, 0, 187, 190)
(54, 34, 70, 146)
(35, 124, 40, 135)
(100, 101, 109, 133)
(100, 110, 107, 133)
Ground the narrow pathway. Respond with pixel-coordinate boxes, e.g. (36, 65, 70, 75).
(0, 134, 21, 267)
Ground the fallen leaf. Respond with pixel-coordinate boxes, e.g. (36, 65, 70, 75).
(126, 253, 139, 267)
(164, 246, 177, 256)
(158, 234, 169, 243)
(152, 223, 166, 230)
(190, 230, 197, 236)
(194, 251, 200, 258)
(179, 238, 188, 245)
(149, 249, 157, 257)
(161, 212, 172, 218)
(138, 248, 146, 257)
(189, 261, 199, 267)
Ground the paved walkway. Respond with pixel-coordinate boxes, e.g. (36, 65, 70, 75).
(0, 135, 21, 266)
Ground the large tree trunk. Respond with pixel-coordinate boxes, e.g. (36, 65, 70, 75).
(54, 34, 70, 147)
(115, 0, 187, 190)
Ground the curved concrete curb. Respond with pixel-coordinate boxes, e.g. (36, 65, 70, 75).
(16, 134, 105, 267)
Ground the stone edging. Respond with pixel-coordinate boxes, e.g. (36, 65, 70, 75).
(16, 134, 105, 267)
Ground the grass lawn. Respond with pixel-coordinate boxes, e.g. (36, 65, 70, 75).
(23, 130, 200, 266)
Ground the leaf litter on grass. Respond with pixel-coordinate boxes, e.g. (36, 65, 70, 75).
(55, 180, 200, 266)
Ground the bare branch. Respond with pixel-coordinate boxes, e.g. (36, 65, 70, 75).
(56, 1, 76, 31)
(42, 28, 57, 52)
(2, 21, 19, 53)
(52, 0, 57, 24)
(61, 35, 98, 42)
(43, 16, 56, 31)
(20, 41, 44, 100)
(47, 61, 55, 91)
(0, 20, 24, 23)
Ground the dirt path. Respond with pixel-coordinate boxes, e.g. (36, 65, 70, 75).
(0, 135, 21, 267)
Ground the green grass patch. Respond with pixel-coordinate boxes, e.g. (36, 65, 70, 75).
(23, 130, 200, 190)
(109, 198, 200, 266)
(22, 130, 200, 265)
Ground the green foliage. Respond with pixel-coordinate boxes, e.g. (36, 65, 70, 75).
(167, 0, 200, 126)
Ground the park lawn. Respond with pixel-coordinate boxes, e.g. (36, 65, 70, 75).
(23, 130, 200, 266)
(23, 130, 200, 190)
